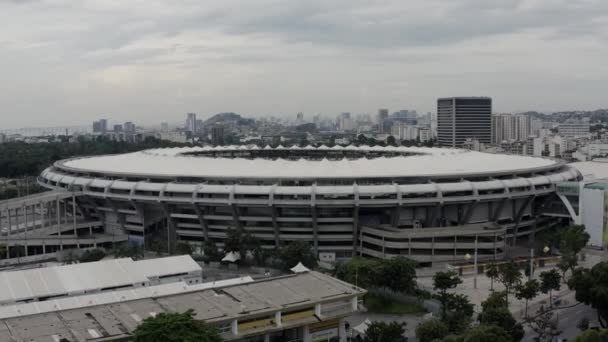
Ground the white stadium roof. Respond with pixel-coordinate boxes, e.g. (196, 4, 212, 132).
(570, 160, 608, 180)
(60, 146, 558, 179)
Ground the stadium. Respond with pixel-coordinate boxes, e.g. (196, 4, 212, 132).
(37, 145, 581, 265)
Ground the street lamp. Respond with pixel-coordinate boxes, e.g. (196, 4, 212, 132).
(464, 253, 471, 261)
(464, 236, 479, 289)
(543, 246, 550, 254)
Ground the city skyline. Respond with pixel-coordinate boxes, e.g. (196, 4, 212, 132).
(2, 1, 608, 129)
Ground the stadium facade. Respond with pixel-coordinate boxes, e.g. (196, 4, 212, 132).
(37, 145, 581, 265)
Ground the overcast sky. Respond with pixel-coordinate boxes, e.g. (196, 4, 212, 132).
(1, 0, 607, 128)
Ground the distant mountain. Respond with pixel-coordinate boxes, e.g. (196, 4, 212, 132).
(204, 112, 255, 126)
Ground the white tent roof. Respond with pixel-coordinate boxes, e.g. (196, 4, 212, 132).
(353, 319, 372, 336)
(222, 251, 241, 263)
(290, 262, 310, 273)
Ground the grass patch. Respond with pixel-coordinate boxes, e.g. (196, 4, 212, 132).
(364, 293, 424, 315)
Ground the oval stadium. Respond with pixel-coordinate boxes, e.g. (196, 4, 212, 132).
(37, 145, 581, 265)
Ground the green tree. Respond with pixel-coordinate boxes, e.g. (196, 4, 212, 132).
(278, 241, 317, 271)
(573, 329, 608, 342)
(558, 252, 578, 281)
(568, 262, 608, 327)
(333, 257, 378, 289)
(559, 225, 590, 255)
(376, 257, 417, 294)
(134, 310, 223, 342)
(78, 249, 106, 263)
(485, 261, 500, 291)
(539, 269, 561, 307)
(202, 240, 222, 262)
(175, 242, 193, 256)
(415, 319, 449, 342)
(498, 260, 522, 305)
(462, 325, 511, 342)
(362, 321, 407, 342)
(479, 290, 524, 342)
(528, 306, 561, 342)
(515, 279, 540, 318)
(433, 271, 462, 318)
(443, 293, 475, 334)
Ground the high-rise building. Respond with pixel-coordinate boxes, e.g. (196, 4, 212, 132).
(377, 109, 389, 133)
(92, 119, 108, 134)
(492, 113, 531, 143)
(195, 120, 204, 133)
(211, 125, 225, 146)
(558, 120, 591, 137)
(437, 97, 492, 147)
(160, 122, 169, 132)
(186, 113, 197, 133)
(337, 113, 354, 131)
(113, 124, 123, 132)
(124, 121, 136, 134)
(296, 112, 304, 124)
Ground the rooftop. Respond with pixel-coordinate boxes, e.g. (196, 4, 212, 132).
(0, 255, 201, 305)
(0, 271, 364, 342)
(57, 145, 559, 180)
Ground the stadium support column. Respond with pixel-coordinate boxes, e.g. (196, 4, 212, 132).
(491, 198, 507, 222)
(352, 206, 359, 255)
(56, 196, 62, 251)
(160, 203, 177, 254)
(311, 206, 319, 255)
(271, 206, 280, 248)
(512, 196, 534, 246)
(193, 204, 209, 241)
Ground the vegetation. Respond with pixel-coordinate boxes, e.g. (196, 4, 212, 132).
(539, 269, 561, 307)
(497, 260, 523, 305)
(485, 261, 500, 291)
(334, 257, 417, 294)
(112, 244, 144, 260)
(568, 261, 608, 327)
(78, 249, 106, 263)
(0, 137, 187, 179)
(277, 241, 318, 271)
(133, 310, 223, 342)
(515, 279, 540, 318)
(478, 293, 525, 342)
(362, 321, 408, 342)
(461, 324, 511, 342)
(415, 319, 449, 342)
(528, 306, 562, 341)
(573, 329, 608, 341)
(175, 242, 194, 256)
(433, 271, 462, 319)
(202, 240, 222, 262)
(363, 293, 424, 314)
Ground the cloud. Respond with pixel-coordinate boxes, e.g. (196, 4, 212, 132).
(0, 0, 607, 128)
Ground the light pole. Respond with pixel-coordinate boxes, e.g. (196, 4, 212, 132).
(464, 237, 478, 290)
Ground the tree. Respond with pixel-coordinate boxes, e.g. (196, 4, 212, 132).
(577, 317, 590, 331)
(497, 260, 522, 305)
(79, 248, 106, 263)
(573, 329, 608, 342)
(202, 240, 222, 262)
(558, 252, 578, 281)
(362, 321, 407, 342)
(376, 257, 417, 294)
(333, 257, 379, 289)
(515, 279, 540, 318)
(559, 225, 590, 255)
(175, 242, 193, 256)
(462, 325, 511, 342)
(480, 290, 525, 342)
(443, 293, 475, 334)
(539, 269, 561, 307)
(528, 306, 562, 342)
(278, 241, 317, 271)
(485, 261, 500, 291)
(415, 319, 449, 342)
(568, 262, 608, 327)
(433, 271, 462, 319)
(133, 310, 223, 342)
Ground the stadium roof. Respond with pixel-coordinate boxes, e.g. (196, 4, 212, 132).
(571, 160, 608, 180)
(0, 255, 201, 305)
(59, 145, 558, 179)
